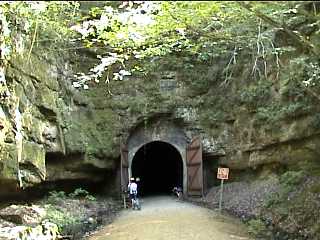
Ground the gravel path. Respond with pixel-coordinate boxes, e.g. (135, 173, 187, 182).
(86, 196, 252, 240)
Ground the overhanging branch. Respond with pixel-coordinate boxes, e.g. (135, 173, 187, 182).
(238, 2, 318, 55)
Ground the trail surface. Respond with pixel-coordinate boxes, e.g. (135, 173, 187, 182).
(87, 196, 252, 240)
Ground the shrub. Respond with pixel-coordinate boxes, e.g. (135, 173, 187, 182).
(69, 188, 96, 201)
(280, 170, 304, 186)
(255, 104, 282, 123)
(239, 81, 272, 110)
(255, 102, 311, 124)
(47, 191, 67, 204)
(69, 188, 89, 198)
(85, 195, 96, 201)
(265, 170, 305, 208)
(247, 219, 268, 237)
(44, 204, 81, 233)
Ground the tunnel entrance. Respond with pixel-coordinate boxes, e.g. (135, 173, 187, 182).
(131, 141, 183, 196)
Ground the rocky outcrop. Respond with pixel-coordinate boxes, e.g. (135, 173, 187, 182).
(0, 221, 59, 240)
(0, 205, 59, 240)
(0, 205, 46, 225)
(0, 15, 319, 199)
(0, 46, 120, 195)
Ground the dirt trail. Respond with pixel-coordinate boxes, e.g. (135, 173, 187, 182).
(87, 196, 252, 240)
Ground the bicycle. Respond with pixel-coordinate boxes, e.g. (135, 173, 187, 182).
(172, 187, 183, 200)
(131, 192, 141, 210)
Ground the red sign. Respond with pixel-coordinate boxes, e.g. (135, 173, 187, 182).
(217, 168, 229, 180)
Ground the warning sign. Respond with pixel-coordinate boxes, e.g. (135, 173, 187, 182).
(217, 168, 229, 180)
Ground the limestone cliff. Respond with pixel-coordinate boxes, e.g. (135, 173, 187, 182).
(0, 8, 319, 199)
(0, 46, 121, 195)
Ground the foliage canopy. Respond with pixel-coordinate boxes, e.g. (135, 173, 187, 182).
(0, 1, 319, 90)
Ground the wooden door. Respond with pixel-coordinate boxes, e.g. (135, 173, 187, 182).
(186, 137, 203, 196)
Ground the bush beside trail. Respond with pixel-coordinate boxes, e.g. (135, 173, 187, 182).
(202, 173, 320, 239)
(0, 189, 122, 240)
(205, 177, 280, 221)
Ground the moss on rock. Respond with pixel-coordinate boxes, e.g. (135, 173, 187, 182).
(0, 143, 18, 181)
(63, 107, 119, 164)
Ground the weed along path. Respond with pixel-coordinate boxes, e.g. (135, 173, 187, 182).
(87, 196, 252, 240)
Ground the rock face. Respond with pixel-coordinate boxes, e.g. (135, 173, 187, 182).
(0, 47, 120, 195)
(0, 21, 320, 199)
(0, 205, 46, 225)
(0, 223, 59, 240)
(0, 205, 59, 240)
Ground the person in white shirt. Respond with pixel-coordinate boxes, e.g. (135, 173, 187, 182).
(127, 177, 137, 200)
(129, 180, 138, 197)
(130, 178, 142, 210)
(127, 177, 135, 192)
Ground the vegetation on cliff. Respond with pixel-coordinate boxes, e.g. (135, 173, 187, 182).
(1, 1, 319, 104)
(68, 2, 320, 90)
(0, 1, 320, 239)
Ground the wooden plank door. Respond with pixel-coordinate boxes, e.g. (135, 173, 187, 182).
(186, 137, 203, 196)
(120, 143, 129, 193)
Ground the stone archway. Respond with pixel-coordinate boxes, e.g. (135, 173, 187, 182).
(127, 119, 188, 195)
(131, 141, 183, 196)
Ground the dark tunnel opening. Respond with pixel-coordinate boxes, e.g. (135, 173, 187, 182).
(131, 141, 183, 196)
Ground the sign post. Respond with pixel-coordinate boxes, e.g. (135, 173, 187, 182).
(217, 167, 229, 213)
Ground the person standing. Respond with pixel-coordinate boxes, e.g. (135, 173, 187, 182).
(135, 177, 140, 195)
(129, 178, 138, 200)
(129, 178, 140, 210)
(128, 177, 135, 193)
